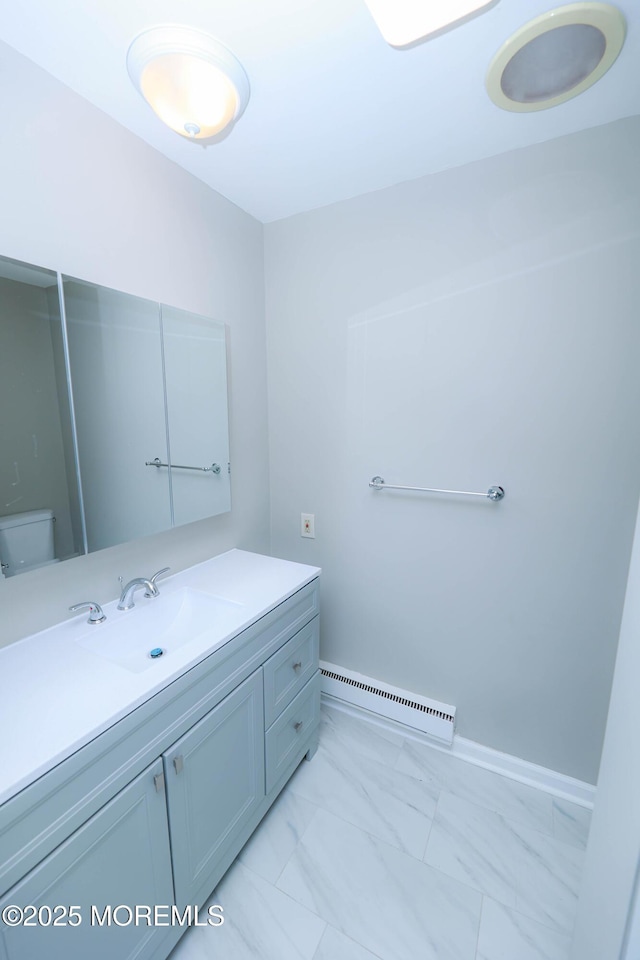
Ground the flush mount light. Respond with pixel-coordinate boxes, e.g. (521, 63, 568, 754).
(362, 0, 496, 47)
(486, 3, 626, 111)
(127, 26, 250, 140)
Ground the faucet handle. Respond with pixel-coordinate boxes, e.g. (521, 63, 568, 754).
(69, 601, 107, 625)
(144, 567, 170, 598)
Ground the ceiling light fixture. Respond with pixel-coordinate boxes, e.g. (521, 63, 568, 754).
(362, 0, 496, 48)
(127, 25, 250, 141)
(486, 3, 626, 112)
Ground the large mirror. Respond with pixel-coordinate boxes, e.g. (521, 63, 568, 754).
(0, 255, 230, 578)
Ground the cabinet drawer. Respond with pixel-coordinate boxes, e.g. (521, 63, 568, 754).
(263, 616, 319, 727)
(265, 672, 321, 794)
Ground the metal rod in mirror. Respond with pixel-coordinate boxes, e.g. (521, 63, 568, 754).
(146, 457, 221, 475)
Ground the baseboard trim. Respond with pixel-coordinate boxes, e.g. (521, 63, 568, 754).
(321, 692, 596, 809)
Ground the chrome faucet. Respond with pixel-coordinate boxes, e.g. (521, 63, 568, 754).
(69, 601, 107, 624)
(117, 567, 170, 611)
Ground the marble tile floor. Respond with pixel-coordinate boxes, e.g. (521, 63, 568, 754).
(169, 703, 590, 960)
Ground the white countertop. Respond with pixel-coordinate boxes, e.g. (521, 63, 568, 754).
(0, 550, 320, 807)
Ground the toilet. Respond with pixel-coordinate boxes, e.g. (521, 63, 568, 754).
(0, 509, 59, 578)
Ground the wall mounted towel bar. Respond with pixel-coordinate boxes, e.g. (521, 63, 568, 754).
(146, 458, 221, 475)
(369, 476, 505, 501)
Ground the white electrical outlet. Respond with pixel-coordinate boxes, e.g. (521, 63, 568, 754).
(301, 513, 315, 538)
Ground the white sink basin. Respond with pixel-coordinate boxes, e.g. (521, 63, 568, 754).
(75, 587, 245, 672)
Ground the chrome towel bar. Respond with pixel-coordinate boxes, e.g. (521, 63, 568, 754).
(146, 457, 221, 475)
(369, 476, 505, 501)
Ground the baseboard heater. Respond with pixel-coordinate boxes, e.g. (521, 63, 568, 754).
(320, 661, 456, 745)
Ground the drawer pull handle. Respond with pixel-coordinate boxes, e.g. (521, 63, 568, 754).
(154, 772, 165, 794)
(294, 721, 304, 733)
(173, 755, 184, 775)
(292, 661, 302, 672)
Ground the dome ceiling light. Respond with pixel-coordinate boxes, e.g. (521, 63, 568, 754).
(362, 0, 496, 48)
(486, 3, 626, 111)
(127, 26, 250, 141)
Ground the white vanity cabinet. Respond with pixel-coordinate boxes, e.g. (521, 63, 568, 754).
(0, 556, 320, 960)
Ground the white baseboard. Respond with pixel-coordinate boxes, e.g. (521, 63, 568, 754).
(321, 693, 596, 809)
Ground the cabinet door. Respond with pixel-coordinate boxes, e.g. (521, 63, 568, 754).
(164, 669, 264, 908)
(0, 759, 173, 960)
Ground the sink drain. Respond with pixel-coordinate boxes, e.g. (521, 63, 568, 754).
(149, 647, 165, 659)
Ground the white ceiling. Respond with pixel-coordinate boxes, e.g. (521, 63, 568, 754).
(1, 0, 638, 222)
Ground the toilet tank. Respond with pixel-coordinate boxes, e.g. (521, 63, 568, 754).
(0, 509, 56, 577)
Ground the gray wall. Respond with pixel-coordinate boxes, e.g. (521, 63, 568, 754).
(264, 117, 640, 783)
(0, 42, 269, 645)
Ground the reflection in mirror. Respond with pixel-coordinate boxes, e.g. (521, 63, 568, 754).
(0, 258, 83, 578)
(0, 253, 232, 577)
(62, 277, 231, 551)
(62, 279, 171, 551)
(161, 304, 230, 526)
